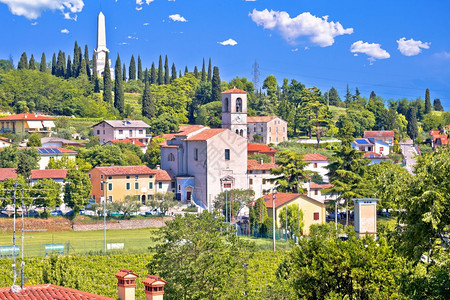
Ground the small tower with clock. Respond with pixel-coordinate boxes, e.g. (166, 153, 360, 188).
(222, 88, 247, 138)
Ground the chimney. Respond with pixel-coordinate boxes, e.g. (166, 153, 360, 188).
(115, 269, 139, 300)
(24, 114, 28, 119)
(260, 158, 264, 165)
(156, 165, 160, 170)
(142, 275, 167, 300)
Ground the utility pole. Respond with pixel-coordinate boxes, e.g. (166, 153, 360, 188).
(225, 190, 228, 223)
(272, 190, 277, 253)
(103, 181, 107, 254)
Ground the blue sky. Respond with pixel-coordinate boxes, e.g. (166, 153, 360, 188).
(0, 0, 449, 110)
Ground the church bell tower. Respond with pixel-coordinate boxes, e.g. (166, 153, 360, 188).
(222, 88, 247, 138)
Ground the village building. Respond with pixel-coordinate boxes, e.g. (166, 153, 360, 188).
(41, 136, 83, 148)
(363, 151, 390, 164)
(247, 142, 277, 162)
(363, 130, 394, 146)
(302, 153, 330, 183)
(92, 120, 150, 145)
(106, 139, 147, 153)
(0, 113, 55, 136)
(0, 137, 12, 148)
(430, 129, 449, 149)
(247, 116, 288, 145)
(27, 147, 77, 170)
(352, 138, 390, 156)
(247, 159, 279, 199)
(261, 192, 326, 235)
(305, 182, 337, 203)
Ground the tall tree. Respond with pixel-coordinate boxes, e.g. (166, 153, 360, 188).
(270, 150, 311, 193)
(263, 75, 278, 102)
(114, 54, 125, 114)
(211, 66, 221, 102)
(72, 41, 81, 77)
(164, 55, 170, 84)
(18, 52, 28, 69)
(278, 204, 304, 238)
(84, 44, 91, 79)
(336, 116, 355, 147)
(39, 52, 47, 72)
(184, 66, 188, 75)
(325, 87, 341, 106)
(157, 55, 163, 85)
(433, 98, 444, 111)
(369, 90, 376, 100)
(150, 62, 156, 84)
(32, 179, 62, 216)
(51, 53, 56, 75)
(92, 54, 100, 93)
(249, 197, 271, 236)
(171, 63, 177, 81)
(55, 51, 66, 77)
(103, 52, 112, 104)
(142, 81, 155, 118)
(64, 169, 92, 213)
(137, 55, 143, 81)
(129, 55, 136, 80)
(424, 88, 432, 114)
(28, 54, 36, 70)
(122, 63, 126, 81)
(406, 106, 418, 141)
(207, 58, 212, 81)
(193, 66, 199, 79)
(345, 84, 352, 105)
(66, 55, 72, 79)
(201, 58, 206, 82)
(143, 68, 149, 83)
(79, 58, 87, 77)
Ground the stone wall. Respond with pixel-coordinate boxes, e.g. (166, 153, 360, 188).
(72, 217, 173, 231)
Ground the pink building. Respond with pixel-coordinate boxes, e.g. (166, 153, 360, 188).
(92, 120, 150, 145)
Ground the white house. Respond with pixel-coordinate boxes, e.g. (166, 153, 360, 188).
(247, 159, 278, 200)
(24, 147, 77, 170)
(303, 153, 330, 183)
(364, 131, 394, 146)
(352, 138, 390, 156)
(92, 120, 150, 145)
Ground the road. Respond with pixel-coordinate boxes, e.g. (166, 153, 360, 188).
(400, 141, 417, 174)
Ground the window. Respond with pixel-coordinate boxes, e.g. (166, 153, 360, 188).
(262, 179, 266, 184)
(224, 183, 232, 188)
(158, 182, 162, 189)
(314, 190, 318, 195)
(168, 153, 175, 161)
(240, 129, 244, 137)
(249, 179, 253, 185)
(149, 182, 153, 189)
(135, 182, 139, 190)
(171, 182, 176, 188)
(88, 174, 91, 178)
(224, 98, 229, 112)
(380, 147, 384, 152)
(126, 176, 130, 179)
(100, 183, 104, 190)
(236, 98, 242, 112)
(135, 175, 139, 179)
(129, 130, 133, 136)
(269, 127, 271, 132)
(313, 163, 318, 168)
(225, 149, 230, 160)
(97, 130, 100, 135)
(149, 175, 153, 179)
(101, 175, 104, 179)
(126, 183, 131, 190)
(118, 130, 123, 134)
(108, 176, 112, 180)
(194, 148, 198, 161)
(249, 170, 253, 174)
(313, 212, 320, 220)
(139, 130, 143, 134)
(108, 183, 113, 191)
(103, 130, 105, 134)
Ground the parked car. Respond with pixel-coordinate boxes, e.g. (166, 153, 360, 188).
(50, 210, 63, 216)
(84, 210, 96, 216)
(145, 209, 161, 216)
(380, 211, 390, 217)
(110, 211, 124, 216)
(26, 210, 40, 217)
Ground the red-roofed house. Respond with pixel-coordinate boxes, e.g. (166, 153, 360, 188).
(259, 192, 326, 235)
(430, 129, 449, 149)
(363, 151, 390, 164)
(28, 147, 78, 170)
(0, 168, 67, 183)
(247, 159, 279, 199)
(106, 139, 147, 153)
(0, 284, 114, 300)
(247, 143, 277, 162)
(302, 153, 330, 183)
(247, 116, 288, 145)
(0, 113, 55, 135)
(0, 137, 12, 148)
(306, 182, 337, 202)
(364, 131, 394, 146)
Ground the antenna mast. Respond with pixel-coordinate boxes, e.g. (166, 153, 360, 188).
(252, 60, 260, 92)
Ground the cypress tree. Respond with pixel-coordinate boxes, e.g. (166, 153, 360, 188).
(29, 55, 36, 70)
(144, 68, 149, 83)
(79, 58, 87, 77)
(150, 62, 156, 85)
(84, 45, 91, 79)
(137, 55, 143, 81)
(433, 99, 444, 111)
(157, 56, 163, 85)
(184, 66, 188, 75)
(193, 66, 199, 79)
(56, 51, 65, 77)
(18, 52, 28, 69)
(345, 84, 352, 105)
(424, 88, 432, 114)
(179, 70, 182, 78)
(40, 52, 47, 72)
(103, 52, 112, 104)
(66, 55, 72, 79)
(201, 58, 206, 82)
(407, 106, 418, 141)
(92, 55, 100, 93)
(369, 91, 376, 100)
(129, 55, 136, 80)
(142, 81, 156, 118)
(72, 41, 80, 77)
(211, 66, 221, 102)
(51, 53, 57, 75)
(164, 55, 170, 84)
(123, 63, 127, 81)
(207, 58, 212, 81)
(171, 63, 177, 81)
(114, 54, 125, 114)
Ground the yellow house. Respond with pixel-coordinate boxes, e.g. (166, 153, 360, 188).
(262, 192, 326, 235)
(0, 113, 55, 135)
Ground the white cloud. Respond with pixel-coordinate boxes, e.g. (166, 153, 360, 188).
(433, 51, 450, 59)
(136, 0, 153, 10)
(249, 9, 353, 47)
(219, 38, 237, 46)
(60, 28, 69, 34)
(143, 22, 150, 26)
(291, 48, 298, 52)
(350, 40, 390, 64)
(118, 42, 128, 45)
(136, 6, 142, 11)
(31, 21, 38, 25)
(397, 37, 430, 56)
(0, 0, 84, 20)
(169, 14, 187, 22)
(128, 35, 138, 40)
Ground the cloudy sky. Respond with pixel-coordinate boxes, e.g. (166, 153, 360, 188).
(0, 0, 449, 109)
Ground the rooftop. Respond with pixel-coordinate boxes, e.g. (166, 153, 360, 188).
(261, 192, 325, 208)
(247, 116, 278, 123)
(185, 128, 226, 141)
(93, 120, 150, 128)
(363, 130, 394, 138)
(363, 151, 389, 159)
(41, 137, 83, 147)
(91, 165, 155, 176)
(156, 125, 206, 140)
(247, 159, 278, 171)
(310, 182, 333, 189)
(23, 147, 77, 154)
(302, 153, 328, 161)
(0, 113, 55, 121)
(247, 143, 277, 153)
(0, 284, 114, 300)
(108, 139, 146, 147)
(222, 88, 247, 94)
(155, 169, 175, 181)
(0, 169, 68, 181)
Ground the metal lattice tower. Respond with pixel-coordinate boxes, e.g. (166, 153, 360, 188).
(252, 60, 260, 92)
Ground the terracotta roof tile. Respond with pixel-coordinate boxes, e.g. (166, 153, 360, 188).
(247, 143, 277, 153)
(185, 129, 226, 141)
(142, 274, 168, 285)
(222, 88, 247, 94)
(262, 193, 302, 208)
(302, 153, 328, 161)
(155, 169, 175, 181)
(247, 159, 278, 170)
(0, 284, 114, 300)
(108, 139, 146, 147)
(363, 151, 388, 159)
(92, 165, 155, 176)
(155, 125, 206, 140)
(0, 169, 68, 181)
(0, 113, 55, 121)
(310, 182, 333, 189)
(363, 130, 394, 138)
(247, 116, 278, 123)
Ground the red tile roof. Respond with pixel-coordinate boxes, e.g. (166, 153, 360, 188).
(363, 151, 388, 159)
(156, 125, 206, 140)
(108, 139, 146, 147)
(247, 143, 277, 153)
(310, 182, 333, 189)
(222, 88, 247, 94)
(20, 147, 77, 154)
(262, 193, 302, 208)
(430, 130, 441, 136)
(92, 165, 155, 176)
(363, 131, 394, 138)
(155, 169, 175, 181)
(0, 169, 68, 181)
(0, 284, 114, 300)
(142, 275, 168, 286)
(302, 153, 328, 161)
(0, 113, 55, 121)
(247, 116, 278, 123)
(247, 159, 278, 170)
(185, 128, 226, 141)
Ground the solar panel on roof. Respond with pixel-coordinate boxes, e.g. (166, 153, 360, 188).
(39, 148, 48, 154)
(355, 139, 369, 144)
(53, 148, 61, 153)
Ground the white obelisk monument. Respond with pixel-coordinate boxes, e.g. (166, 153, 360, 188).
(94, 12, 111, 77)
